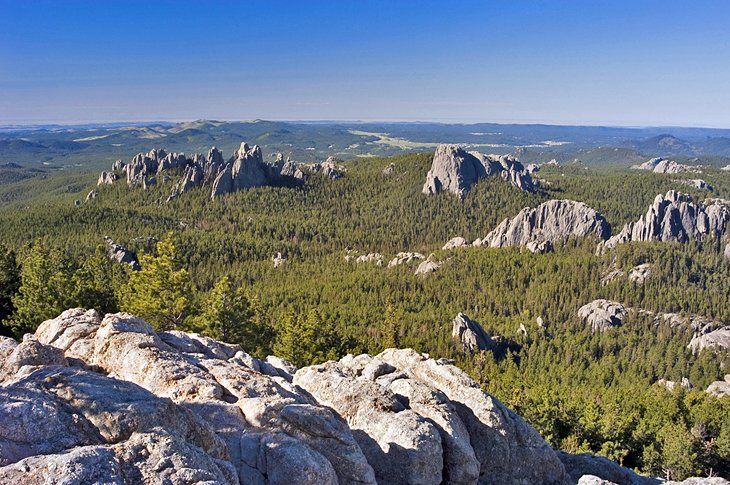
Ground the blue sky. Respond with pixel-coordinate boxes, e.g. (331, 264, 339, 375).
(1, 0, 729, 126)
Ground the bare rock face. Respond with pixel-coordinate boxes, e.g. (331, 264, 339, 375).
(7, 308, 681, 484)
(97, 171, 117, 185)
(706, 375, 730, 397)
(577, 300, 627, 333)
(602, 191, 730, 250)
(294, 348, 569, 485)
(422, 144, 536, 198)
(631, 157, 701, 174)
(104, 236, 141, 271)
(476, 200, 610, 250)
(689, 326, 730, 353)
(451, 313, 495, 353)
(319, 156, 345, 180)
(628, 263, 652, 284)
(1, 309, 375, 485)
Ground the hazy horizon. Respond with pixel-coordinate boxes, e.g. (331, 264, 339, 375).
(2, 0, 730, 127)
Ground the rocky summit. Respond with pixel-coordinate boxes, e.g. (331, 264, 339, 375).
(473, 200, 610, 251)
(0, 307, 687, 485)
(94, 143, 342, 202)
(422, 144, 536, 198)
(601, 190, 730, 250)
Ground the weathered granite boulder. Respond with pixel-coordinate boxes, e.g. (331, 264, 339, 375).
(475, 200, 610, 249)
(294, 348, 569, 485)
(631, 157, 701, 174)
(415, 255, 441, 276)
(443, 236, 469, 250)
(577, 300, 627, 332)
(706, 375, 730, 397)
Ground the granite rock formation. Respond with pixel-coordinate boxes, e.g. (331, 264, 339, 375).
(631, 157, 701, 174)
(601, 191, 730, 250)
(473, 200, 610, 250)
(422, 144, 536, 198)
(577, 300, 627, 333)
(104, 237, 141, 271)
(451, 313, 495, 353)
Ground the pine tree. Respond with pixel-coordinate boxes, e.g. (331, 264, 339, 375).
(9, 244, 76, 336)
(198, 275, 254, 342)
(119, 233, 194, 331)
(0, 245, 20, 336)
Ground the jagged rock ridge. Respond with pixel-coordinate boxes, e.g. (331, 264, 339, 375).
(601, 190, 730, 250)
(95, 143, 341, 202)
(631, 157, 702, 174)
(422, 144, 536, 198)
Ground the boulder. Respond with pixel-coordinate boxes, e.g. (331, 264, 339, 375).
(415, 256, 440, 276)
(443, 237, 468, 250)
(577, 300, 627, 332)
(355, 253, 384, 266)
(272, 252, 286, 268)
(706, 375, 730, 397)
(628, 263, 652, 284)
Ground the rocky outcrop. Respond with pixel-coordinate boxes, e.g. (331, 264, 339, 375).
(628, 263, 652, 284)
(602, 191, 730, 250)
(104, 237, 141, 271)
(294, 348, 569, 485)
(706, 375, 730, 397)
(577, 300, 627, 332)
(415, 255, 440, 276)
(443, 237, 469, 250)
(0, 308, 603, 485)
(678, 179, 713, 191)
(631, 157, 701, 174)
(451, 313, 495, 353)
(95, 144, 314, 202)
(474, 200, 610, 250)
(355, 253, 384, 266)
(97, 171, 117, 185)
(387, 252, 425, 268)
(272, 252, 286, 268)
(319, 156, 345, 180)
(688, 326, 730, 353)
(1, 309, 375, 485)
(422, 144, 536, 198)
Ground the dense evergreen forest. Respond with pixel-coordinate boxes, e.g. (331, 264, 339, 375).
(1, 151, 729, 480)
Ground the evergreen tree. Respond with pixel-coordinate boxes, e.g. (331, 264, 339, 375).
(0, 245, 20, 336)
(9, 244, 76, 336)
(119, 233, 194, 331)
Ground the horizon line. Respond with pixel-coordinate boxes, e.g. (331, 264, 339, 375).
(1, 118, 730, 131)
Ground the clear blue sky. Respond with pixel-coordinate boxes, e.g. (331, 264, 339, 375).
(1, 0, 729, 127)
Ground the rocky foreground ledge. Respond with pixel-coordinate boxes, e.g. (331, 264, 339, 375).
(0, 309, 725, 485)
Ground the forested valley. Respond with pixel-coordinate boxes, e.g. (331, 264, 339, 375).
(1, 151, 729, 480)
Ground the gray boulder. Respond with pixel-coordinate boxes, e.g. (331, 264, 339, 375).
(577, 300, 627, 332)
(294, 349, 568, 485)
(706, 375, 730, 397)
